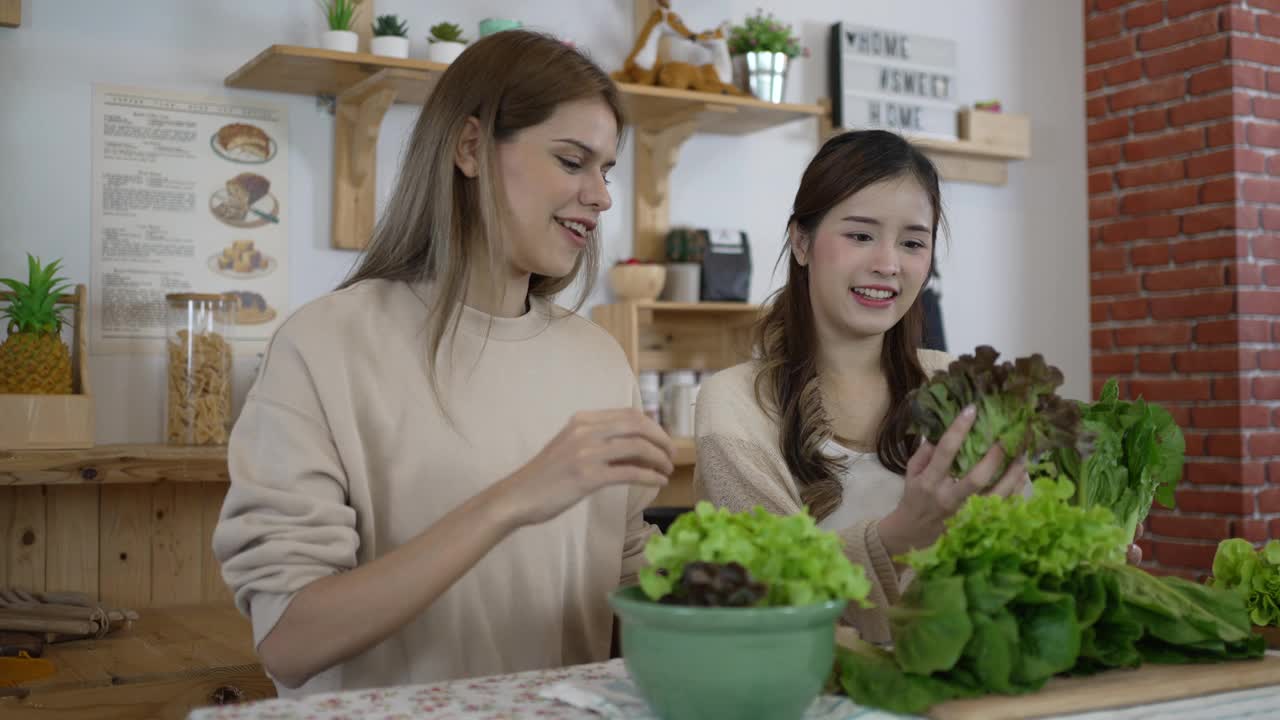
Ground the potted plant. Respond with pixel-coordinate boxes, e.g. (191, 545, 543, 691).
(426, 22, 468, 64)
(661, 227, 704, 303)
(478, 17, 522, 37)
(727, 9, 809, 103)
(0, 254, 94, 448)
(317, 0, 363, 53)
(610, 502, 871, 720)
(1, 255, 73, 395)
(608, 258, 666, 302)
(370, 14, 409, 58)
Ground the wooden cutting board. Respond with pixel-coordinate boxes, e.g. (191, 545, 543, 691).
(928, 653, 1280, 720)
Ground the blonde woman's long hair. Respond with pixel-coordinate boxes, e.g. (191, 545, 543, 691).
(339, 30, 625, 395)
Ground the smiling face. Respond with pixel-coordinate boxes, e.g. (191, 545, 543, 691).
(792, 175, 935, 343)
(492, 97, 618, 279)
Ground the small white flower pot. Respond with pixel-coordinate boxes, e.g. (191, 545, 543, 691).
(371, 35, 409, 58)
(320, 30, 359, 53)
(427, 40, 466, 64)
(660, 263, 702, 303)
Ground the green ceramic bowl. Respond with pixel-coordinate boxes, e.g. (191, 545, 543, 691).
(609, 586, 847, 720)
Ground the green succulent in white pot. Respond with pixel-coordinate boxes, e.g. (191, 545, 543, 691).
(426, 22, 468, 64)
(370, 14, 409, 58)
(317, 0, 364, 53)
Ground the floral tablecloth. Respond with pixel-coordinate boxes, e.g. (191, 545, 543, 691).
(189, 657, 1280, 720)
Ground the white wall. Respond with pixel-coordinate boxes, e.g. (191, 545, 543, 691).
(0, 0, 1089, 444)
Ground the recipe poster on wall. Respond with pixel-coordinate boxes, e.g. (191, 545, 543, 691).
(90, 83, 288, 354)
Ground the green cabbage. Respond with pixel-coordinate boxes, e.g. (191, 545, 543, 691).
(1210, 539, 1280, 627)
(638, 502, 872, 608)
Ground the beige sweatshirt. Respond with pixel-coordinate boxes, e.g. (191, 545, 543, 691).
(212, 279, 657, 697)
(693, 351, 952, 644)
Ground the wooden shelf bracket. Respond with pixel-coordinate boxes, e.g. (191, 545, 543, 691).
(331, 69, 419, 250)
(632, 117, 697, 261)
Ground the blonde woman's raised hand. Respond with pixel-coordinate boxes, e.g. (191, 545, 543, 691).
(495, 408, 674, 528)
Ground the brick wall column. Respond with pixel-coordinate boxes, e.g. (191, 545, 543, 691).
(1084, 0, 1280, 578)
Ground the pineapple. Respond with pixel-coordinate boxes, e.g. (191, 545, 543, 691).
(0, 255, 73, 394)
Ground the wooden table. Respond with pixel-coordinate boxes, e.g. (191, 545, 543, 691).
(1, 604, 274, 719)
(187, 654, 1280, 720)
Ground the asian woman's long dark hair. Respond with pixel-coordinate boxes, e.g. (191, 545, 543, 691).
(753, 130, 944, 521)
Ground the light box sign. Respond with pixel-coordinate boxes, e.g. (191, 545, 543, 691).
(829, 22, 959, 140)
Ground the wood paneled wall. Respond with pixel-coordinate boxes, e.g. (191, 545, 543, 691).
(0, 482, 234, 608)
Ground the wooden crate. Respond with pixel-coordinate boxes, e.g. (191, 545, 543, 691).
(0, 284, 94, 450)
(0, 0, 18, 28)
(957, 109, 1031, 158)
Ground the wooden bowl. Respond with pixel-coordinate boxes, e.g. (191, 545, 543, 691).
(609, 264, 667, 302)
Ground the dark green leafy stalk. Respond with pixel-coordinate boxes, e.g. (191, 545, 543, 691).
(835, 480, 1263, 715)
(908, 346, 1082, 481)
(372, 14, 407, 37)
(1035, 378, 1185, 546)
(639, 502, 871, 608)
(1209, 539, 1280, 627)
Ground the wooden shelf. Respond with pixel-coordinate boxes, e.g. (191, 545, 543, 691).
(0, 437, 698, 484)
(225, 45, 447, 105)
(625, 300, 763, 313)
(907, 135, 1031, 186)
(673, 437, 695, 466)
(224, 44, 824, 253)
(0, 444, 228, 487)
(908, 135, 1031, 162)
(817, 99, 1031, 186)
(592, 301, 761, 374)
(225, 45, 824, 135)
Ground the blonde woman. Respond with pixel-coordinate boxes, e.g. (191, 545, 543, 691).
(213, 32, 674, 696)
(693, 131, 1029, 644)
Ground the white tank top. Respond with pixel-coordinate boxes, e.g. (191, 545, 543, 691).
(816, 440, 905, 531)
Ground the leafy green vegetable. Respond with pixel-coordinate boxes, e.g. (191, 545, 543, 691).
(908, 346, 1083, 480)
(903, 478, 1128, 581)
(891, 575, 971, 674)
(638, 501, 871, 608)
(835, 639, 978, 715)
(836, 481, 1264, 715)
(1036, 378, 1184, 545)
(1210, 539, 1280, 627)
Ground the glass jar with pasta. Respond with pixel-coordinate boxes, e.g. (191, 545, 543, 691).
(164, 293, 235, 445)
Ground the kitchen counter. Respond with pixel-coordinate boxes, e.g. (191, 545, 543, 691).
(1, 604, 274, 719)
